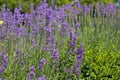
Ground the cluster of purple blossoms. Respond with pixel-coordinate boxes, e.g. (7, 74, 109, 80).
(38, 76, 46, 80)
(51, 50, 59, 60)
(48, 36, 60, 70)
(44, 27, 52, 45)
(31, 39, 36, 47)
(75, 21, 80, 31)
(69, 28, 77, 48)
(99, 3, 116, 17)
(61, 22, 69, 35)
(26, 58, 46, 80)
(106, 3, 115, 16)
(99, 3, 106, 16)
(0, 0, 104, 43)
(74, 44, 84, 78)
(0, 50, 8, 74)
(50, 49, 60, 70)
(84, 5, 90, 13)
(38, 58, 46, 70)
(26, 66, 35, 80)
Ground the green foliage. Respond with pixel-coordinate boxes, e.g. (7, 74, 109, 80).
(0, 0, 116, 12)
(0, 0, 71, 12)
(78, 16, 120, 79)
(54, 0, 70, 6)
(80, 0, 114, 4)
(80, 51, 120, 80)
(0, 0, 41, 12)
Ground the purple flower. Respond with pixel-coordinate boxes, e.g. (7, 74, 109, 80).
(23, 13, 31, 27)
(50, 36, 56, 51)
(68, 28, 78, 48)
(75, 22, 80, 31)
(43, 47, 49, 51)
(75, 44, 84, 78)
(44, 27, 52, 44)
(40, 58, 46, 65)
(38, 76, 46, 80)
(14, 8, 23, 25)
(61, 22, 68, 35)
(51, 50, 59, 60)
(0, 50, 8, 74)
(99, 3, 106, 16)
(29, 66, 35, 76)
(45, 37, 51, 44)
(69, 28, 73, 41)
(44, 27, 52, 34)
(83, 5, 90, 15)
(72, 35, 77, 47)
(50, 49, 60, 70)
(76, 44, 84, 62)
(32, 25, 38, 36)
(26, 66, 35, 80)
(38, 58, 46, 70)
(15, 27, 27, 37)
(32, 39, 36, 47)
(106, 3, 115, 15)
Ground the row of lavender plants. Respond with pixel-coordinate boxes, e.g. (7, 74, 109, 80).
(0, 0, 120, 80)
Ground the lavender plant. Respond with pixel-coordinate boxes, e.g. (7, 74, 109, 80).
(0, 0, 120, 80)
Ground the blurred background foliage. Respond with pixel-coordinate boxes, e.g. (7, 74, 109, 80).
(80, 0, 114, 4)
(0, 0, 118, 12)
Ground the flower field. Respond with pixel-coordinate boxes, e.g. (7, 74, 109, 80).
(0, 0, 120, 80)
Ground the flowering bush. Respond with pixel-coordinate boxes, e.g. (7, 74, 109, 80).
(0, 0, 120, 80)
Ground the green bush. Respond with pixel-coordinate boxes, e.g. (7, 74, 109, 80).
(0, 0, 116, 12)
(0, 0, 71, 12)
(80, 0, 114, 4)
(0, 0, 40, 12)
(80, 50, 120, 80)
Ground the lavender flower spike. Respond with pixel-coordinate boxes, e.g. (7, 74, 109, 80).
(38, 58, 46, 70)
(26, 66, 35, 80)
(0, 50, 8, 74)
(76, 44, 84, 63)
(75, 43, 84, 78)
